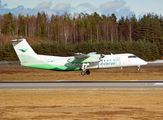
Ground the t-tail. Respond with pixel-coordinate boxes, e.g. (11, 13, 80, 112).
(12, 39, 40, 67)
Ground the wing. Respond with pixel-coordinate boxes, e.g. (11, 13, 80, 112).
(74, 53, 89, 59)
(68, 53, 101, 63)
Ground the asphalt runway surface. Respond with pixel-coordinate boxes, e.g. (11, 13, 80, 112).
(0, 81, 163, 89)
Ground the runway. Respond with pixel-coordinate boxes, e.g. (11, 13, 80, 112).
(0, 81, 163, 89)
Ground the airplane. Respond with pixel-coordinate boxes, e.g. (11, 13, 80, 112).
(12, 38, 147, 75)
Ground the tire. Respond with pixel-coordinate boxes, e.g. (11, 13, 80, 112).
(81, 71, 85, 76)
(86, 70, 90, 75)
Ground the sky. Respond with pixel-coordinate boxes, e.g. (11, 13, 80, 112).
(0, 0, 163, 19)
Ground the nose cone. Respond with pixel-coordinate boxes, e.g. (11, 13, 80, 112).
(141, 60, 147, 65)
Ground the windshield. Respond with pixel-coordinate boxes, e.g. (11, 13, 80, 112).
(128, 56, 137, 58)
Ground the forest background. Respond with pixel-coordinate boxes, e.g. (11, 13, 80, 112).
(0, 12, 163, 61)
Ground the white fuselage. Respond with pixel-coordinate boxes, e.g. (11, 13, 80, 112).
(37, 53, 147, 71)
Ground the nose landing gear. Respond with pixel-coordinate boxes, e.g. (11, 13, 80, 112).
(137, 65, 141, 71)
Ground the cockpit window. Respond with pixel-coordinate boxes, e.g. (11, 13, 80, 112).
(133, 56, 137, 58)
(128, 56, 137, 58)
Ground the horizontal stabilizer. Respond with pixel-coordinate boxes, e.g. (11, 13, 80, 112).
(11, 39, 24, 42)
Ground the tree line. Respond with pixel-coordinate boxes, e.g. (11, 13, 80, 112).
(0, 12, 163, 61)
(0, 40, 161, 61)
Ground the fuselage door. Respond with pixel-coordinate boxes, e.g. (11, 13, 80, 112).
(115, 57, 121, 66)
(100, 58, 103, 67)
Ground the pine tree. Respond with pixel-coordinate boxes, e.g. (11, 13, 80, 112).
(18, 14, 25, 36)
(40, 21, 47, 38)
(118, 16, 125, 41)
(2, 12, 15, 35)
(142, 14, 151, 42)
(150, 42, 160, 60)
(130, 15, 137, 41)
(152, 15, 162, 44)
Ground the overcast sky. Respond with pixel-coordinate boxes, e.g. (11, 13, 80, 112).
(1, 0, 163, 19)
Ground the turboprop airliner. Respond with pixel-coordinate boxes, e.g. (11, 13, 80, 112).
(12, 39, 147, 75)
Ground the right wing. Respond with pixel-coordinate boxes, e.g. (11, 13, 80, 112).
(68, 53, 101, 63)
(74, 53, 89, 59)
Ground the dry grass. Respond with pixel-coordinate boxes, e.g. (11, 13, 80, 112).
(0, 89, 163, 120)
(0, 34, 51, 45)
(1, 66, 163, 119)
(0, 66, 163, 81)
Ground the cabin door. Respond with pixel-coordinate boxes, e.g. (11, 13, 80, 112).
(115, 57, 121, 66)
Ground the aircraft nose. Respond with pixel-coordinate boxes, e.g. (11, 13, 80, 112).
(141, 60, 147, 65)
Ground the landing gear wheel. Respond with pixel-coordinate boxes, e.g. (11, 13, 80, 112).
(86, 70, 90, 75)
(81, 71, 86, 76)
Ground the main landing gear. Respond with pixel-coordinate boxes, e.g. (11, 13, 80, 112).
(81, 63, 90, 76)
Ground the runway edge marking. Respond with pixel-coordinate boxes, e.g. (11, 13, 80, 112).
(154, 83, 163, 86)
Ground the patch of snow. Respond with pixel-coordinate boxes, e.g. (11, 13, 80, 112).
(147, 60, 163, 63)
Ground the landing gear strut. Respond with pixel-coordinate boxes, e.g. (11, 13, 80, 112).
(137, 65, 141, 71)
(81, 63, 90, 76)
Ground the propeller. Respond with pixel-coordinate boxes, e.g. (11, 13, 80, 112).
(100, 48, 105, 58)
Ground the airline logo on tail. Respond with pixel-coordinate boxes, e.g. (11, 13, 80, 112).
(19, 49, 27, 52)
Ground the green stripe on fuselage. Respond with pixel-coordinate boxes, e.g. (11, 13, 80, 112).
(26, 64, 81, 71)
(18, 55, 81, 71)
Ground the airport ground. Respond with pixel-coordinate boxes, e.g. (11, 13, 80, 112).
(0, 65, 163, 81)
(0, 66, 163, 120)
(0, 89, 163, 120)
